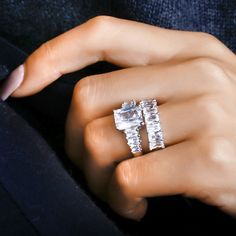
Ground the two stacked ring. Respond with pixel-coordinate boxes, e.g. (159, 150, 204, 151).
(114, 99, 165, 156)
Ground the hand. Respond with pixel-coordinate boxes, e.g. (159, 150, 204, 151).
(5, 16, 236, 221)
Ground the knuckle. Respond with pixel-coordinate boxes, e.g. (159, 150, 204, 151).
(198, 32, 226, 53)
(196, 32, 236, 66)
(190, 138, 233, 199)
(190, 57, 230, 89)
(198, 32, 219, 44)
(84, 119, 108, 159)
(39, 41, 61, 77)
(72, 76, 97, 116)
(73, 78, 89, 111)
(204, 139, 220, 161)
(194, 96, 223, 131)
(190, 57, 217, 71)
(114, 161, 135, 196)
(200, 138, 229, 167)
(87, 15, 115, 35)
(40, 40, 55, 62)
(85, 16, 117, 59)
(213, 193, 236, 214)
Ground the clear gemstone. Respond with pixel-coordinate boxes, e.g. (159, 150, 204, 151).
(114, 101, 143, 130)
(124, 126, 142, 153)
(141, 99, 165, 150)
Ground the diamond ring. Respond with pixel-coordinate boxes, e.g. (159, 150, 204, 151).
(140, 99, 165, 151)
(113, 100, 144, 156)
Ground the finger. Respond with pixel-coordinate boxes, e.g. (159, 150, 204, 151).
(66, 58, 225, 163)
(107, 141, 196, 220)
(11, 16, 229, 97)
(82, 98, 205, 199)
(69, 58, 225, 126)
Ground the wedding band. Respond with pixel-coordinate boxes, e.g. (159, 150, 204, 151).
(140, 99, 165, 151)
(113, 100, 144, 156)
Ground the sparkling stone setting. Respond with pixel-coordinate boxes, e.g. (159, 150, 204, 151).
(140, 99, 165, 150)
(114, 100, 143, 130)
(114, 100, 143, 154)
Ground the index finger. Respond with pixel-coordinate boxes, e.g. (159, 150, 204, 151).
(8, 16, 227, 98)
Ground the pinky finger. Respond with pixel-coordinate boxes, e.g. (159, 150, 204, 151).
(107, 141, 197, 220)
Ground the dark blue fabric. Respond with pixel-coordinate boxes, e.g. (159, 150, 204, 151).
(0, 65, 9, 81)
(0, 101, 123, 236)
(1, 1, 236, 235)
(1, 1, 236, 53)
(0, 183, 38, 236)
(0, 37, 123, 236)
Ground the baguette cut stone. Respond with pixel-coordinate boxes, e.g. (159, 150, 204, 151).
(140, 99, 165, 150)
(114, 100, 143, 155)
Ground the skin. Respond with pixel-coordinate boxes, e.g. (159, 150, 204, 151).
(10, 16, 236, 221)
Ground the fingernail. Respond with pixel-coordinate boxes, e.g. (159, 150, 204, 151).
(0, 64, 24, 101)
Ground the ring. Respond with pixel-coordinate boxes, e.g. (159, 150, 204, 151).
(140, 99, 165, 151)
(113, 100, 144, 156)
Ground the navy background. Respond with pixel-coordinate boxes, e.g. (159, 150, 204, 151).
(0, 1, 236, 235)
(1, 0, 236, 53)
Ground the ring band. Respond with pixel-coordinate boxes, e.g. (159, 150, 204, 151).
(140, 99, 165, 151)
(124, 127, 142, 157)
(113, 100, 144, 156)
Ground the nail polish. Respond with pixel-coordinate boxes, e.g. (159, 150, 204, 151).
(0, 64, 24, 101)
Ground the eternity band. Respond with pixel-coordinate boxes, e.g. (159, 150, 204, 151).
(140, 99, 165, 151)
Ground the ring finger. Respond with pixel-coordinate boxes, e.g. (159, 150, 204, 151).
(83, 97, 205, 199)
(66, 58, 225, 166)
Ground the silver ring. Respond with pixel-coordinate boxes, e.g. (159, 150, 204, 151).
(113, 100, 144, 156)
(140, 99, 165, 151)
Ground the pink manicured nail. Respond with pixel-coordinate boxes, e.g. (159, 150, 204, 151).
(0, 64, 24, 101)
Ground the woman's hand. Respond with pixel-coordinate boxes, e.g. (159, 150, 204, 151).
(5, 16, 236, 220)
